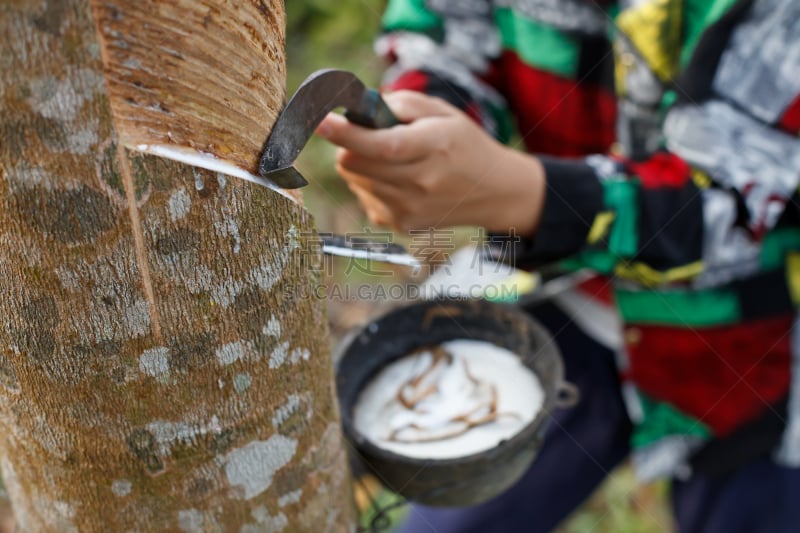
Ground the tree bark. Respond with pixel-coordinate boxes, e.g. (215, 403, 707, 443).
(0, 0, 355, 531)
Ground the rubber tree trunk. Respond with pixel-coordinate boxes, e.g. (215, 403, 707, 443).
(0, 0, 355, 530)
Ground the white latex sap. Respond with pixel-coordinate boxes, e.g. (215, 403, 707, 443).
(353, 339, 544, 460)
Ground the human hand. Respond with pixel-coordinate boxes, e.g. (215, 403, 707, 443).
(316, 91, 545, 237)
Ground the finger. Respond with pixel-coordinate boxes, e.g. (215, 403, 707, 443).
(382, 90, 461, 122)
(336, 157, 405, 199)
(337, 164, 413, 226)
(318, 113, 439, 164)
(337, 149, 426, 187)
(343, 172, 432, 231)
(347, 183, 395, 227)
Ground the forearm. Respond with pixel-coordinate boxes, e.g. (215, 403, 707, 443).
(470, 145, 546, 238)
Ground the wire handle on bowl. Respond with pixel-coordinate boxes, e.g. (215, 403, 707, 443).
(555, 381, 580, 408)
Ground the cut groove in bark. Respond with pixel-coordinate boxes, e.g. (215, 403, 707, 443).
(92, 0, 287, 174)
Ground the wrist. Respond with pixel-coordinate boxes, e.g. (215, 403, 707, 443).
(484, 145, 545, 238)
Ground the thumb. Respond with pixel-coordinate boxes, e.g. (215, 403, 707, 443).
(383, 90, 460, 123)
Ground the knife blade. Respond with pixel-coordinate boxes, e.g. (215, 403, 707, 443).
(259, 69, 401, 189)
(320, 233, 421, 270)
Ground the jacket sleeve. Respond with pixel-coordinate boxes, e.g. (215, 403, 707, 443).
(515, 99, 800, 288)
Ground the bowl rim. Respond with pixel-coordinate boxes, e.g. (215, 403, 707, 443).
(336, 298, 567, 469)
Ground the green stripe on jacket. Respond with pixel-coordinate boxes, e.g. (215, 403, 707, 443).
(494, 7, 581, 79)
(616, 288, 741, 327)
(383, 0, 443, 34)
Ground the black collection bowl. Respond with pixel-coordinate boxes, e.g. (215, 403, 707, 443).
(335, 298, 578, 507)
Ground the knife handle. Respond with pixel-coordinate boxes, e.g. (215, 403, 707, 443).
(344, 88, 401, 129)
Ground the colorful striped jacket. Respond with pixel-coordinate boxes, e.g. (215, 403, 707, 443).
(378, 0, 800, 480)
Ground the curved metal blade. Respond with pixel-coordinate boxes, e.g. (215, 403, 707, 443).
(258, 69, 366, 187)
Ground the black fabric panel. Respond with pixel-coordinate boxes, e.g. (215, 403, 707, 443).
(636, 185, 704, 270)
(416, 69, 477, 114)
(690, 395, 788, 478)
(528, 157, 606, 264)
(577, 35, 614, 90)
(674, 0, 755, 104)
(774, 191, 800, 229)
(734, 269, 795, 322)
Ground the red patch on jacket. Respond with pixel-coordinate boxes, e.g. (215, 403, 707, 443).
(385, 70, 428, 93)
(623, 315, 792, 437)
(386, 71, 483, 124)
(576, 275, 614, 305)
(625, 152, 691, 189)
(496, 51, 616, 157)
(779, 94, 800, 135)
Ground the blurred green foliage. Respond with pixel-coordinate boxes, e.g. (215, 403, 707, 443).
(285, 0, 387, 88)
